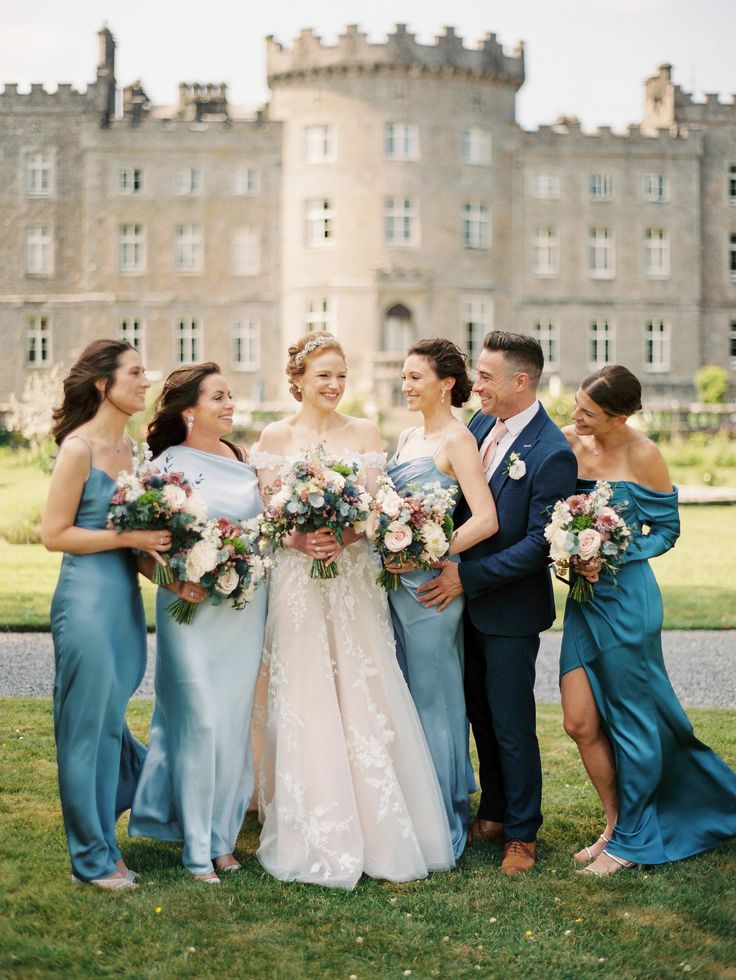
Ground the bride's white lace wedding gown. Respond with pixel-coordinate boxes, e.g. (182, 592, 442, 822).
(252, 450, 455, 889)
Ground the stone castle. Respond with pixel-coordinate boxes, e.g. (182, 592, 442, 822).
(1, 25, 735, 417)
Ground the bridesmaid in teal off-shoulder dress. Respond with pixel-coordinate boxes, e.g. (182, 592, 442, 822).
(560, 365, 736, 877)
(43, 340, 172, 890)
(129, 363, 267, 883)
(386, 339, 498, 859)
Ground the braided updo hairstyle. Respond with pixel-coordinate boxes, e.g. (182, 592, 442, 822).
(286, 332, 346, 402)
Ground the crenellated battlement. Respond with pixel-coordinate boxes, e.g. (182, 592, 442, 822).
(267, 23, 525, 89)
(644, 64, 736, 133)
(0, 80, 107, 113)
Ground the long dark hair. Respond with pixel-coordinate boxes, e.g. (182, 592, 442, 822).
(52, 339, 135, 446)
(581, 365, 642, 417)
(408, 338, 473, 407)
(146, 362, 222, 459)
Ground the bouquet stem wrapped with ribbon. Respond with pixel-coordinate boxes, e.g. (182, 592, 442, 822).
(371, 475, 456, 590)
(544, 480, 632, 602)
(261, 445, 372, 580)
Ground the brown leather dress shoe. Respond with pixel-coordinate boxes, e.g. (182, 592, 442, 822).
(501, 839, 537, 874)
(468, 818, 504, 844)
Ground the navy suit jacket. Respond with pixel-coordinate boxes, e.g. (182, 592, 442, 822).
(455, 403, 577, 637)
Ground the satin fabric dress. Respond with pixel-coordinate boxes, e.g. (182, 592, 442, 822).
(560, 480, 736, 864)
(51, 448, 147, 882)
(129, 446, 267, 876)
(252, 450, 455, 890)
(385, 451, 471, 859)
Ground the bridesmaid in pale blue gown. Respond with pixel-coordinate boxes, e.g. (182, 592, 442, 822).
(386, 339, 498, 858)
(129, 363, 267, 883)
(43, 339, 172, 890)
(561, 365, 736, 876)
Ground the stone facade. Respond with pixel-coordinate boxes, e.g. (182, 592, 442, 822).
(1, 26, 735, 417)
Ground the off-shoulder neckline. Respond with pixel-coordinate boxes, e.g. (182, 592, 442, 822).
(577, 477, 678, 496)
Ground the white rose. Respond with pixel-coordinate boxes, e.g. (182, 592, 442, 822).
(420, 521, 449, 560)
(162, 484, 187, 511)
(548, 527, 575, 563)
(185, 491, 208, 525)
(324, 469, 346, 490)
(215, 567, 240, 595)
(185, 540, 220, 582)
(383, 521, 413, 553)
(577, 528, 602, 561)
(377, 488, 402, 519)
(508, 459, 526, 480)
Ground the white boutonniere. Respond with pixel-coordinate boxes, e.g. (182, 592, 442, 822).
(504, 452, 526, 480)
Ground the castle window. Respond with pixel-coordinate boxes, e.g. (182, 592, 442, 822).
(730, 234, 736, 280)
(174, 167, 201, 195)
(533, 227, 559, 277)
(230, 228, 261, 276)
(231, 319, 261, 371)
(175, 318, 202, 364)
(119, 168, 144, 195)
(588, 319, 615, 367)
(644, 228, 670, 278)
(25, 152, 53, 197)
(589, 173, 613, 201)
(305, 126, 336, 163)
(531, 173, 560, 199)
(730, 321, 736, 367)
(234, 168, 260, 195)
(643, 173, 669, 203)
(460, 128, 492, 166)
(589, 228, 615, 279)
(382, 303, 414, 353)
(118, 224, 146, 274)
(385, 198, 418, 247)
(533, 320, 559, 370)
(119, 319, 145, 357)
(26, 316, 51, 367)
(385, 124, 419, 161)
(462, 298, 492, 366)
(306, 200, 335, 247)
(174, 225, 203, 272)
(462, 202, 490, 250)
(644, 319, 670, 372)
(305, 297, 336, 334)
(24, 226, 53, 276)
(729, 164, 736, 204)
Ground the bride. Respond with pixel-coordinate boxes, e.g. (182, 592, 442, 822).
(251, 331, 455, 889)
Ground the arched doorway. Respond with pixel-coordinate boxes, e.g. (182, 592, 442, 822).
(381, 303, 414, 352)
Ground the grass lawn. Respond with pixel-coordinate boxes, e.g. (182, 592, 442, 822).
(1, 699, 735, 978)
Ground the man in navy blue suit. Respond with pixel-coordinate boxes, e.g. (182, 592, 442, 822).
(418, 330, 577, 874)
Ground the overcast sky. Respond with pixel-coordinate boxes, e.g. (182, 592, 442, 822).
(2, 0, 734, 131)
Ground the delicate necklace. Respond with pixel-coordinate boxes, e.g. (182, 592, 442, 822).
(592, 438, 601, 457)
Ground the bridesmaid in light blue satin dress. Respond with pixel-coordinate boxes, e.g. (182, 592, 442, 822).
(129, 363, 267, 883)
(561, 365, 736, 877)
(386, 339, 498, 859)
(43, 340, 172, 890)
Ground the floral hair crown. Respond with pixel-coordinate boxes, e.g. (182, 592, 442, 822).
(294, 334, 336, 365)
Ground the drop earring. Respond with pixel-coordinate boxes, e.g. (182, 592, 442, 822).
(441, 389, 446, 405)
(186, 416, 194, 434)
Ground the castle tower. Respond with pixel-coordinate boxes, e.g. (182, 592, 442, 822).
(96, 25, 116, 126)
(266, 24, 525, 412)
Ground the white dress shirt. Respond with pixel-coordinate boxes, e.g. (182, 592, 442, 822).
(480, 400, 540, 480)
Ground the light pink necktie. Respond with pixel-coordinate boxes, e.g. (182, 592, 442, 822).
(480, 419, 508, 471)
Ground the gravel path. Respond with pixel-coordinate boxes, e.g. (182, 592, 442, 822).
(1, 630, 734, 708)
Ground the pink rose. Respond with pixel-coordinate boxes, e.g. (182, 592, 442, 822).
(383, 521, 413, 553)
(577, 528, 602, 561)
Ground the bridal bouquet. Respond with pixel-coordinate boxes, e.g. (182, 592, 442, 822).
(166, 517, 272, 624)
(261, 446, 372, 579)
(544, 480, 632, 602)
(371, 475, 457, 590)
(107, 460, 207, 585)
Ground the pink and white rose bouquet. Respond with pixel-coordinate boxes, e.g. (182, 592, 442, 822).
(166, 516, 271, 624)
(544, 480, 632, 602)
(371, 475, 457, 590)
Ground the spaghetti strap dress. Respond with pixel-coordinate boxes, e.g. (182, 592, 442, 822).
(50, 437, 147, 882)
